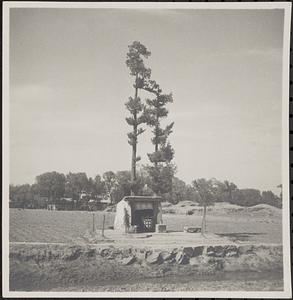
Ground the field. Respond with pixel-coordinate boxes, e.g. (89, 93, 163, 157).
(9, 201, 282, 244)
(9, 203, 283, 292)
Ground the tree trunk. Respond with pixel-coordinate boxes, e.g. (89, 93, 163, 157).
(131, 135, 137, 196)
(154, 105, 159, 169)
(201, 204, 207, 236)
(131, 84, 138, 196)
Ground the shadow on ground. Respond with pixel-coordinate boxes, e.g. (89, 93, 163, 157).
(216, 232, 266, 242)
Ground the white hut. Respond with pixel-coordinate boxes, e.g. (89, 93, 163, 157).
(114, 196, 163, 232)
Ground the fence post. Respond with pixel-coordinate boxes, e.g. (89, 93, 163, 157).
(102, 214, 105, 237)
(92, 212, 95, 233)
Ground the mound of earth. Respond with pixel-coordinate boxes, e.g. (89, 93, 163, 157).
(161, 201, 281, 218)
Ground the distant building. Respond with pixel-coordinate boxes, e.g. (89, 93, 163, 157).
(58, 197, 75, 210)
(47, 198, 75, 211)
(79, 191, 89, 201)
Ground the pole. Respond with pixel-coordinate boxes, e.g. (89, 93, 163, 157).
(102, 214, 105, 237)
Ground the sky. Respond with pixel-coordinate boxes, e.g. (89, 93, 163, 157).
(9, 8, 284, 193)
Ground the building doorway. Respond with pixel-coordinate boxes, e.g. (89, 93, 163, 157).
(132, 209, 155, 232)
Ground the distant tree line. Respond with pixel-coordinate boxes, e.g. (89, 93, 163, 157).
(9, 169, 282, 210)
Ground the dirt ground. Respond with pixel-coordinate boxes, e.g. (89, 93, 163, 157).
(51, 275, 284, 292)
(8, 204, 283, 292)
(11, 231, 236, 249)
(9, 203, 282, 244)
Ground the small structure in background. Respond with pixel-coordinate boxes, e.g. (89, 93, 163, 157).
(47, 198, 76, 211)
(114, 196, 163, 233)
(100, 197, 112, 210)
(59, 197, 75, 210)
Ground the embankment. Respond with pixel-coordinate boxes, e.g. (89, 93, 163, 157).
(10, 243, 283, 291)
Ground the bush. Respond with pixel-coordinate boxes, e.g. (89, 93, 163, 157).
(186, 210, 194, 215)
(231, 189, 262, 207)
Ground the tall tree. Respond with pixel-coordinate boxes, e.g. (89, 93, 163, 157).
(223, 180, 238, 202)
(64, 172, 89, 200)
(144, 80, 174, 165)
(102, 171, 117, 203)
(143, 80, 175, 196)
(125, 41, 151, 194)
(192, 178, 217, 235)
(94, 174, 106, 196)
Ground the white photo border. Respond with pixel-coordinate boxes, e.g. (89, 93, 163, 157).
(2, 1, 292, 298)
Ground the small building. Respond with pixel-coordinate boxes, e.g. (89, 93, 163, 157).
(114, 196, 163, 233)
(47, 198, 76, 211)
(100, 197, 111, 209)
(58, 197, 75, 210)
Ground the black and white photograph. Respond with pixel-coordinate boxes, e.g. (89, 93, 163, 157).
(2, 1, 292, 298)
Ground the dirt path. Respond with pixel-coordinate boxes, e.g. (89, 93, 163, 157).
(9, 231, 238, 249)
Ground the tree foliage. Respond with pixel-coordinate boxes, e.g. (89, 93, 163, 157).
(64, 172, 89, 200)
(9, 184, 33, 208)
(192, 178, 218, 235)
(170, 177, 199, 204)
(125, 41, 152, 192)
(262, 190, 281, 208)
(126, 41, 151, 81)
(143, 164, 176, 198)
(231, 189, 262, 207)
(35, 171, 66, 202)
(9, 171, 282, 210)
(145, 90, 174, 165)
(192, 178, 218, 207)
(142, 81, 175, 196)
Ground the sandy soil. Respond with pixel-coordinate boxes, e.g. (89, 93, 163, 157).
(9, 203, 282, 244)
(8, 204, 283, 292)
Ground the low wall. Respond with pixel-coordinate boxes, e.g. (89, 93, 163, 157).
(9, 243, 283, 291)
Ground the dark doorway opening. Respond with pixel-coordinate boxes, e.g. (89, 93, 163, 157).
(132, 209, 155, 232)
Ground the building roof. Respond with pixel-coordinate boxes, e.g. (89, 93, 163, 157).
(123, 196, 162, 202)
(61, 197, 74, 202)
